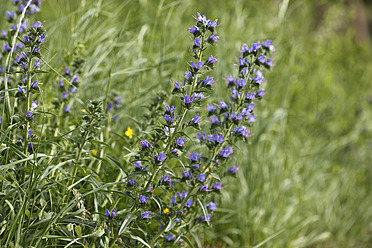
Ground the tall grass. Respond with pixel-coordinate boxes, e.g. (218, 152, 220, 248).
(1, 0, 371, 247)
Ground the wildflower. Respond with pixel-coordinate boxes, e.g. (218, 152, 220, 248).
(61, 92, 68, 100)
(199, 184, 210, 192)
(165, 104, 175, 114)
(218, 101, 228, 110)
(206, 19, 218, 31)
(190, 61, 203, 71)
(262, 39, 275, 52)
(38, 34, 46, 43)
(172, 81, 182, 93)
(165, 234, 175, 242)
(175, 137, 185, 147)
(256, 54, 266, 64)
(197, 132, 206, 141)
(247, 114, 256, 123)
(30, 100, 38, 110)
(33, 46, 40, 54)
(182, 170, 192, 179)
(114, 97, 121, 107)
(188, 25, 200, 35)
(235, 78, 246, 89)
(188, 152, 201, 162)
(127, 178, 135, 187)
(171, 149, 179, 155)
(134, 161, 148, 170)
(70, 86, 77, 93)
(207, 33, 219, 44)
(194, 37, 201, 47)
(72, 74, 79, 83)
(231, 87, 240, 99)
(245, 92, 256, 102)
(238, 57, 249, 67)
(257, 89, 266, 98)
(1, 30, 7, 38)
(164, 114, 174, 124)
(207, 104, 217, 115)
(250, 41, 261, 53)
(104, 209, 116, 218)
(34, 59, 41, 68)
(202, 76, 215, 87)
(241, 43, 249, 55)
(17, 85, 26, 95)
(163, 208, 170, 215)
(183, 95, 195, 107)
(91, 150, 98, 156)
(205, 55, 217, 65)
(228, 166, 239, 174)
(233, 126, 251, 138)
(59, 80, 64, 87)
(140, 139, 152, 149)
(164, 126, 175, 135)
(64, 104, 71, 113)
(196, 12, 207, 23)
(32, 21, 43, 29)
(226, 76, 235, 87)
(207, 202, 218, 211)
(20, 62, 27, 69)
(253, 70, 264, 85)
(198, 214, 211, 222)
(264, 58, 274, 67)
(199, 174, 206, 182)
(218, 146, 233, 158)
(210, 115, 221, 125)
(177, 191, 188, 200)
(23, 35, 32, 43)
(140, 211, 151, 219)
(185, 71, 193, 80)
(160, 174, 173, 185)
(154, 153, 166, 164)
(64, 66, 70, 75)
(171, 195, 177, 205)
(125, 127, 133, 139)
(5, 11, 16, 21)
(207, 134, 224, 144)
(212, 182, 222, 190)
(139, 195, 149, 204)
(191, 113, 201, 124)
(26, 110, 33, 118)
(185, 199, 194, 208)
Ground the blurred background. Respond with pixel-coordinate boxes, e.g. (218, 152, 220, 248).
(2, 0, 372, 247)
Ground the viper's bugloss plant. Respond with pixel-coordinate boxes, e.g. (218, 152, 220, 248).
(0, 5, 275, 247)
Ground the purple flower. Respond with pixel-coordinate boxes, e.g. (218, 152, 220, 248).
(140, 139, 152, 149)
(207, 34, 219, 43)
(194, 37, 201, 47)
(34, 59, 41, 68)
(210, 115, 221, 125)
(33, 46, 40, 54)
(177, 191, 188, 200)
(59, 80, 64, 87)
(1, 30, 7, 38)
(173, 81, 182, 92)
(207, 104, 217, 115)
(207, 19, 218, 31)
(190, 61, 203, 71)
(164, 114, 174, 124)
(188, 152, 201, 162)
(61, 91, 68, 100)
(193, 92, 205, 100)
(160, 174, 173, 185)
(30, 100, 38, 110)
(134, 161, 148, 170)
(219, 146, 234, 158)
(206, 55, 217, 65)
(191, 113, 201, 124)
(38, 34, 46, 43)
(164, 126, 175, 135)
(175, 137, 185, 147)
(127, 178, 136, 186)
(70, 86, 77, 93)
(5, 11, 16, 20)
(231, 87, 240, 99)
(230, 112, 244, 122)
(64, 104, 71, 113)
(233, 126, 251, 138)
(18, 85, 26, 95)
(184, 95, 195, 107)
(196, 13, 207, 23)
(64, 67, 70, 75)
(247, 114, 256, 123)
(182, 170, 192, 179)
(257, 89, 265, 98)
(140, 211, 151, 219)
(104, 209, 116, 218)
(257, 54, 266, 64)
(197, 132, 206, 141)
(202, 76, 215, 87)
(72, 74, 79, 83)
(23, 35, 32, 43)
(26, 110, 33, 118)
(165, 234, 176, 242)
(250, 41, 261, 53)
(154, 153, 166, 163)
(253, 70, 264, 85)
(238, 57, 249, 67)
(199, 174, 206, 182)
(218, 101, 228, 109)
(185, 199, 194, 208)
(245, 92, 256, 101)
(114, 97, 121, 107)
(20, 62, 27, 69)
(199, 184, 210, 192)
(139, 195, 149, 204)
(262, 39, 275, 52)
(107, 103, 113, 111)
(264, 58, 274, 67)
(212, 182, 222, 190)
(207, 202, 218, 211)
(241, 43, 249, 54)
(3, 44, 11, 52)
(235, 78, 246, 89)
(227, 76, 235, 87)
(208, 134, 224, 144)
(171, 195, 177, 205)
(171, 149, 179, 155)
(32, 21, 43, 29)
(188, 25, 200, 35)
(228, 166, 239, 174)
(165, 104, 175, 114)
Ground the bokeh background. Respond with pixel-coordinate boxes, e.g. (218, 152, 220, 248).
(2, 0, 372, 247)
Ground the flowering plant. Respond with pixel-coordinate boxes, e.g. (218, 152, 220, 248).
(0, 3, 275, 247)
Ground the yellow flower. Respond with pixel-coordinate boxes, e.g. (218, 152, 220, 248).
(81, 109, 86, 113)
(125, 127, 133, 139)
(163, 208, 170, 214)
(91, 150, 98, 156)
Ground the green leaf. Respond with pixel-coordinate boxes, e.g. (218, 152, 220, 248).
(129, 234, 151, 248)
(197, 198, 210, 226)
(164, 218, 176, 232)
(118, 212, 137, 236)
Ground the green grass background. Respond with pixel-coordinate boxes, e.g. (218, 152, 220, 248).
(2, 0, 372, 247)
